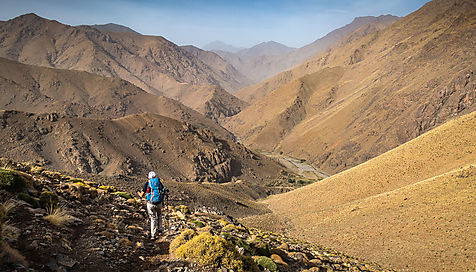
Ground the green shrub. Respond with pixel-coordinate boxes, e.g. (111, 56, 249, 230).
(18, 192, 40, 208)
(175, 232, 246, 271)
(250, 239, 270, 256)
(112, 191, 132, 199)
(99, 185, 116, 192)
(39, 191, 59, 209)
(223, 223, 247, 233)
(254, 256, 278, 271)
(191, 220, 205, 228)
(0, 169, 26, 193)
(170, 229, 197, 254)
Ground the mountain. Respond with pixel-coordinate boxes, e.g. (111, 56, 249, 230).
(180, 45, 252, 94)
(245, 111, 476, 272)
(218, 15, 398, 87)
(237, 41, 295, 59)
(0, 57, 233, 139)
(202, 40, 244, 53)
(0, 13, 247, 119)
(88, 23, 140, 34)
(0, 110, 283, 185)
(225, 0, 476, 175)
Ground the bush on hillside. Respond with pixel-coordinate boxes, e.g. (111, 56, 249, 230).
(0, 169, 26, 193)
(190, 220, 205, 228)
(112, 191, 132, 199)
(18, 192, 40, 208)
(170, 229, 197, 254)
(39, 191, 59, 209)
(254, 256, 278, 271)
(175, 232, 248, 271)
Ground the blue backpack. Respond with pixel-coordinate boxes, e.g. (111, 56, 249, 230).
(146, 177, 165, 204)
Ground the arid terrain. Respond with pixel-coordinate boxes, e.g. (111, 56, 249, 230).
(226, 0, 476, 175)
(243, 111, 476, 272)
(0, 0, 475, 271)
(0, 13, 248, 120)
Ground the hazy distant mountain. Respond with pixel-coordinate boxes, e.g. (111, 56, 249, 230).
(218, 15, 398, 86)
(88, 23, 140, 34)
(203, 40, 244, 53)
(236, 41, 295, 59)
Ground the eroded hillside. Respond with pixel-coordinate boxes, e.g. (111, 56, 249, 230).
(0, 14, 247, 120)
(226, 0, 476, 175)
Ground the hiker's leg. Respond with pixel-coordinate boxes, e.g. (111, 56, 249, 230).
(147, 202, 158, 238)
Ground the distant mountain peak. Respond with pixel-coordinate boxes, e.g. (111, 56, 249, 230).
(203, 40, 244, 53)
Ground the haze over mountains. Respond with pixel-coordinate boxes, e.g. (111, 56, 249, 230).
(226, 0, 476, 175)
(214, 15, 399, 85)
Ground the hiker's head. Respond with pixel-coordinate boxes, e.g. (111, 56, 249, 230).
(148, 171, 157, 179)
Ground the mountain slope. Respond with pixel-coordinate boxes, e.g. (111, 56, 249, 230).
(0, 57, 233, 139)
(0, 110, 282, 184)
(234, 15, 399, 102)
(226, 0, 476, 174)
(252, 111, 476, 272)
(0, 13, 247, 118)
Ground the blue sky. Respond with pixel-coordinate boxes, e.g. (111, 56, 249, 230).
(0, 0, 431, 48)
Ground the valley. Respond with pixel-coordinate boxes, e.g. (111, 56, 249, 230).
(0, 0, 475, 271)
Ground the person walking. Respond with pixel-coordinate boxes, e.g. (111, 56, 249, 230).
(138, 171, 165, 240)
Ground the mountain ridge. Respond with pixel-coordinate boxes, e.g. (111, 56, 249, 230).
(226, 0, 476, 175)
(0, 13, 247, 119)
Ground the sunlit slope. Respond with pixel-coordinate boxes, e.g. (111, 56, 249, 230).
(264, 111, 476, 271)
(226, 0, 476, 175)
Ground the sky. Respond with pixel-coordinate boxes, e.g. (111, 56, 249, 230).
(0, 0, 431, 48)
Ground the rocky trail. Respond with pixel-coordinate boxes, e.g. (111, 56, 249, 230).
(1, 158, 395, 272)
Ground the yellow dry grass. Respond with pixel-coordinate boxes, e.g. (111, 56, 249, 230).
(260, 111, 476, 272)
(44, 206, 73, 227)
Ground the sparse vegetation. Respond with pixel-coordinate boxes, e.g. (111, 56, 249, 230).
(112, 191, 132, 199)
(254, 256, 278, 271)
(0, 169, 26, 193)
(170, 229, 197, 254)
(44, 205, 73, 226)
(190, 220, 205, 228)
(174, 232, 247, 271)
(39, 191, 59, 209)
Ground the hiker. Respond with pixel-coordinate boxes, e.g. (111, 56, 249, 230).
(138, 171, 166, 240)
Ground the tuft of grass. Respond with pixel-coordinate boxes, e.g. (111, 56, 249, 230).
(44, 205, 73, 226)
(99, 185, 116, 192)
